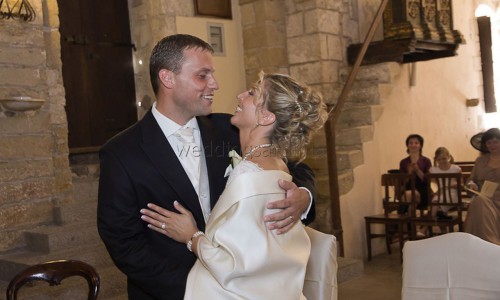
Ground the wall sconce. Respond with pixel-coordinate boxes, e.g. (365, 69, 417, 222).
(466, 98, 480, 107)
(0, 0, 36, 22)
(0, 96, 45, 112)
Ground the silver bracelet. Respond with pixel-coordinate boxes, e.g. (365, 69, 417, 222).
(187, 231, 204, 252)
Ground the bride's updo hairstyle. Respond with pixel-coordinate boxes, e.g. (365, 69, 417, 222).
(255, 71, 328, 162)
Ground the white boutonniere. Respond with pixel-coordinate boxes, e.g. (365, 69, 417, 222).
(229, 150, 242, 167)
(224, 150, 242, 177)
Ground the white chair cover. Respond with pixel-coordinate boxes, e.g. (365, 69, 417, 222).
(402, 232, 500, 300)
(303, 227, 338, 300)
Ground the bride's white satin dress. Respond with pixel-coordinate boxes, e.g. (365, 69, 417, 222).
(184, 161, 311, 300)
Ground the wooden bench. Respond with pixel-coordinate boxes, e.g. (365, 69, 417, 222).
(455, 161, 474, 176)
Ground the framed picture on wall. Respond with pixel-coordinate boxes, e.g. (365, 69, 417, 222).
(207, 23, 225, 56)
(194, 0, 232, 19)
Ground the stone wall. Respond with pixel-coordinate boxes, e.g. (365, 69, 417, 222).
(239, 0, 362, 234)
(0, 0, 72, 252)
(239, 0, 288, 80)
(288, 0, 355, 234)
(128, 0, 195, 119)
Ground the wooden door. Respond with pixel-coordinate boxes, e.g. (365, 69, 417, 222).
(58, 0, 137, 152)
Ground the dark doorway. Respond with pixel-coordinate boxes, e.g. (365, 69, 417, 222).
(58, 0, 138, 153)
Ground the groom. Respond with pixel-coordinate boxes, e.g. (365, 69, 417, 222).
(97, 34, 316, 300)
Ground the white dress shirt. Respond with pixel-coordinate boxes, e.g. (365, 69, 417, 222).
(152, 102, 211, 221)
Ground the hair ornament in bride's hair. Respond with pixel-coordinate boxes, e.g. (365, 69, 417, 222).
(294, 99, 303, 114)
(295, 89, 303, 114)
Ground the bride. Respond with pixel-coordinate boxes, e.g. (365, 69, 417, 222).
(141, 71, 328, 299)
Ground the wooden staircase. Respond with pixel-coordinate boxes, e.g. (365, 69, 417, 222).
(305, 63, 397, 283)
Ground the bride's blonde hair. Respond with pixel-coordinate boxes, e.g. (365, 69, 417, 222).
(254, 71, 328, 162)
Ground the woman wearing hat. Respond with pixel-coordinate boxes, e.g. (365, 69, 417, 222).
(465, 127, 500, 245)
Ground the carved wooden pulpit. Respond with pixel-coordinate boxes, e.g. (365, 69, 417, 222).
(348, 0, 465, 65)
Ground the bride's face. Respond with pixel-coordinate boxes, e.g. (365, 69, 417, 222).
(231, 86, 262, 129)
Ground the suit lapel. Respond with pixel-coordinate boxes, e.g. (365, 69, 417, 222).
(139, 111, 204, 221)
(197, 116, 235, 208)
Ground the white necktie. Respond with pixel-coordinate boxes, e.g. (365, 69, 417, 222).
(175, 127, 201, 194)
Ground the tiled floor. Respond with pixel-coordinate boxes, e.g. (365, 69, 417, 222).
(338, 251, 402, 300)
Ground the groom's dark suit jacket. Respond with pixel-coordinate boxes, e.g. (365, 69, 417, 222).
(97, 110, 316, 300)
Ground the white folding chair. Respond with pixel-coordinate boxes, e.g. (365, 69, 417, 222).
(402, 232, 500, 300)
(303, 227, 338, 300)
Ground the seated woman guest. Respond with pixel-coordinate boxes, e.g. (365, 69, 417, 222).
(141, 71, 328, 299)
(399, 134, 432, 212)
(465, 127, 500, 245)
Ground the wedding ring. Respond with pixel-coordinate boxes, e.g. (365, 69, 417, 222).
(161, 223, 166, 230)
